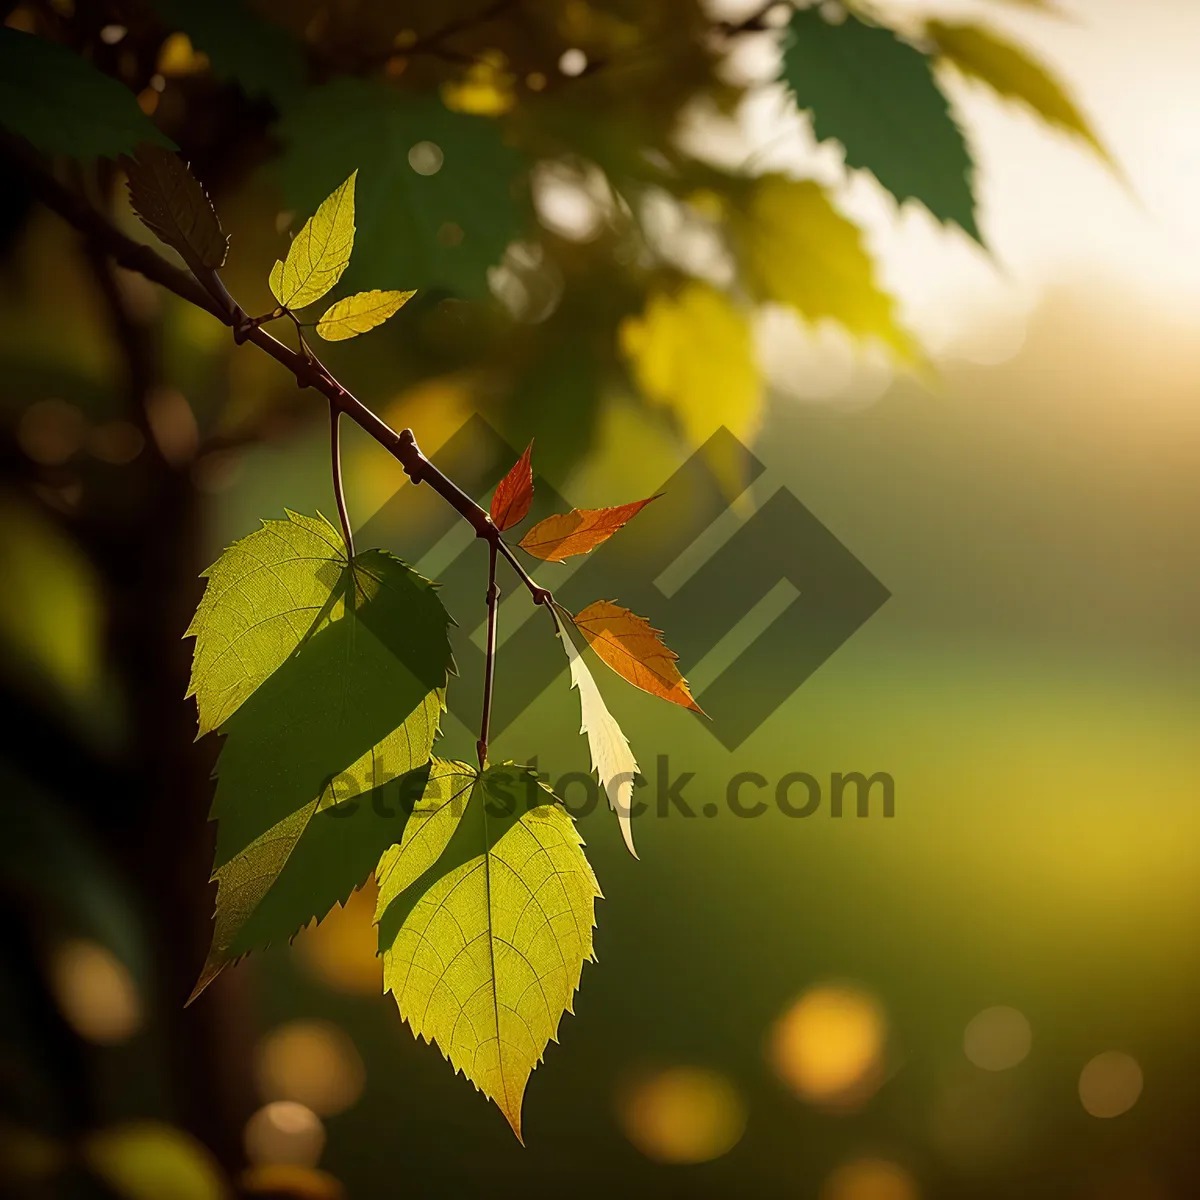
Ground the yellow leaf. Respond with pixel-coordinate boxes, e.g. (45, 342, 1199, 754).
(381, 766, 599, 1141)
(927, 21, 1109, 161)
(572, 600, 703, 715)
(618, 282, 762, 446)
(315, 289, 416, 341)
(734, 176, 917, 362)
(269, 171, 357, 310)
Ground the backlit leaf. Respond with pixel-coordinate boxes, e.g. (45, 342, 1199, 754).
(489, 442, 534, 531)
(373, 760, 478, 921)
(927, 21, 1108, 159)
(0, 28, 172, 159)
(380, 763, 599, 1140)
(619, 282, 761, 446)
(122, 143, 228, 272)
(269, 171, 357, 310)
(553, 608, 640, 858)
(189, 537, 453, 999)
(315, 289, 416, 341)
(782, 7, 978, 239)
(186, 510, 345, 738)
(734, 176, 918, 361)
(208, 550, 450, 867)
(276, 82, 529, 299)
(518, 497, 657, 562)
(572, 601, 703, 715)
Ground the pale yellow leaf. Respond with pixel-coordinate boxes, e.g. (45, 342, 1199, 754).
(381, 768, 599, 1141)
(734, 176, 918, 362)
(618, 282, 762, 446)
(269, 171, 357, 310)
(928, 21, 1108, 160)
(315, 289, 416, 341)
(552, 608, 640, 858)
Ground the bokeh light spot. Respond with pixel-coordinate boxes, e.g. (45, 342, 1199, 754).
(821, 1159, 919, 1200)
(408, 141, 444, 176)
(1079, 1052, 1143, 1118)
(18, 399, 86, 465)
(768, 983, 887, 1109)
(50, 939, 141, 1045)
(963, 1006, 1032, 1071)
(85, 1121, 226, 1200)
(240, 1163, 346, 1199)
(255, 1020, 365, 1118)
(617, 1066, 747, 1164)
(244, 1102, 325, 1169)
(558, 48, 587, 77)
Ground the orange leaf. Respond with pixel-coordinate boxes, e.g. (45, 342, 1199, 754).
(518, 497, 657, 562)
(489, 441, 534, 531)
(573, 601, 704, 714)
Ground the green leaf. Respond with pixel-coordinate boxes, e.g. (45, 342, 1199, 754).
(373, 759, 479, 922)
(0, 29, 172, 159)
(782, 8, 978, 239)
(190, 761, 435, 1000)
(269, 171, 357, 310)
(209, 549, 451, 867)
(190, 544, 453, 998)
(150, 0, 305, 102)
(122, 143, 228, 272)
(276, 82, 529, 299)
(316, 289, 416, 342)
(186, 510, 347, 738)
(926, 21, 1109, 160)
(378, 764, 600, 1141)
(733, 175, 918, 361)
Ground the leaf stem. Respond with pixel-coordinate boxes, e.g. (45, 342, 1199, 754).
(329, 403, 355, 559)
(477, 539, 499, 771)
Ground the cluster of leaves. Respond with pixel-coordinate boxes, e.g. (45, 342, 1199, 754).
(0, 0, 1111, 1142)
(0, 0, 1109, 469)
(151, 166, 704, 1136)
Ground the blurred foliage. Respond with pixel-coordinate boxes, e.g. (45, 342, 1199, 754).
(0, 0, 1107, 476)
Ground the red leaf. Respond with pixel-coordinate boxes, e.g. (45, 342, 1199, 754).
(489, 442, 534, 531)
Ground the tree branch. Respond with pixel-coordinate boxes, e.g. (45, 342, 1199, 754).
(8, 139, 557, 608)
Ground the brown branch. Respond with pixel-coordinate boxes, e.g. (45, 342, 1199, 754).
(8, 137, 555, 608)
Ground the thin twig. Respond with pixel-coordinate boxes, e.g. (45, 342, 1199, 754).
(7, 139, 557, 608)
(477, 539, 499, 770)
(329, 405, 354, 558)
